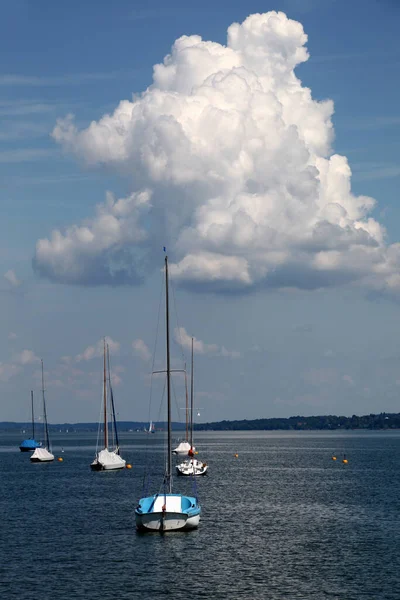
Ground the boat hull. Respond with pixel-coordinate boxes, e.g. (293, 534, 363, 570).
(90, 461, 125, 471)
(135, 494, 201, 532)
(176, 465, 208, 476)
(135, 511, 200, 531)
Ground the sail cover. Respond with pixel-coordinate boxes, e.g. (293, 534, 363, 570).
(96, 448, 126, 469)
(31, 447, 54, 461)
(172, 441, 192, 455)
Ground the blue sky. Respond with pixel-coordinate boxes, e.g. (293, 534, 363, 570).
(1, 0, 400, 424)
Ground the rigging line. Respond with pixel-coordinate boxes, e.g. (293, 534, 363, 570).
(154, 375, 168, 477)
(107, 345, 119, 451)
(148, 269, 165, 424)
(170, 375, 182, 428)
(170, 277, 187, 366)
(143, 266, 165, 477)
(95, 388, 103, 455)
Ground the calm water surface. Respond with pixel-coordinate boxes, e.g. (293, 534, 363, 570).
(0, 430, 399, 599)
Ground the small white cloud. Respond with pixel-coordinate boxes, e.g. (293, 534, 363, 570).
(76, 337, 120, 362)
(132, 339, 151, 361)
(175, 327, 218, 355)
(14, 349, 40, 365)
(111, 373, 122, 386)
(220, 346, 241, 359)
(4, 269, 21, 287)
(175, 326, 240, 358)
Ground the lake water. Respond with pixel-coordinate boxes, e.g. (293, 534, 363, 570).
(0, 430, 399, 599)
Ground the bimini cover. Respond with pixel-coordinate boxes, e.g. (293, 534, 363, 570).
(97, 448, 126, 468)
(172, 441, 192, 454)
(31, 447, 54, 461)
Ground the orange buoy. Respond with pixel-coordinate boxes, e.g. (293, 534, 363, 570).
(332, 456, 337, 461)
(234, 453, 239, 458)
(126, 463, 132, 469)
(57, 457, 63, 462)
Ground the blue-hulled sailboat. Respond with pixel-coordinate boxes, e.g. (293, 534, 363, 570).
(19, 390, 42, 452)
(135, 255, 201, 532)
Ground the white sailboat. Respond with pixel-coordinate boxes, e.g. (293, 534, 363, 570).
(172, 366, 193, 455)
(176, 338, 208, 477)
(91, 340, 126, 471)
(145, 420, 155, 433)
(30, 360, 54, 463)
(135, 254, 201, 531)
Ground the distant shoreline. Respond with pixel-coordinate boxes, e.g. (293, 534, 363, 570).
(2, 412, 399, 432)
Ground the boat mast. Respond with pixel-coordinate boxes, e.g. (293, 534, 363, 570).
(41, 360, 50, 451)
(184, 363, 189, 441)
(165, 255, 172, 492)
(107, 343, 119, 452)
(31, 390, 35, 440)
(190, 337, 194, 450)
(103, 338, 108, 449)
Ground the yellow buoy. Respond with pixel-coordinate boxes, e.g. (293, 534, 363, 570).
(234, 453, 239, 458)
(342, 458, 348, 464)
(57, 457, 63, 462)
(332, 456, 337, 461)
(126, 464, 132, 469)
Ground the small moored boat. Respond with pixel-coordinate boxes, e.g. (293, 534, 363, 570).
(30, 361, 54, 463)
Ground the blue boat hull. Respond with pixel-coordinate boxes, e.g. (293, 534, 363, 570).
(19, 440, 42, 452)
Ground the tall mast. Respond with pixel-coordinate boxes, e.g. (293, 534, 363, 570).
(184, 363, 189, 441)
(165, 255, 172, 492)
(31, 390, 35, 439)
(190, 337, 194, 450)
(107, 343, 119, 451)
(41, 360, 50, 450)
(103, 338, 108, 449)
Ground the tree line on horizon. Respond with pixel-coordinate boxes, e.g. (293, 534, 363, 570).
(1, 412, 400, 432)
(195, 413, 400, 431)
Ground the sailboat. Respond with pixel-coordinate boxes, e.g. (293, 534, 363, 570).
(145, 420, 155, 433)
(176, 338, 208, 477)
(19, 390, 42, 452)
(91, 340, 126, 471)
(172, 365, 193, 455)
(30, 361, 54, 462)
(135, 255, 201, 531)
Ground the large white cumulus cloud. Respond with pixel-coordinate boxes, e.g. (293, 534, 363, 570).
(35, 11, 399, 293)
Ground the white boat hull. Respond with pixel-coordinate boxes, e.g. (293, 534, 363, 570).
(176, 458, 208, 476)
(135, 494, 201, 532)
(135, 511, 200, 531)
